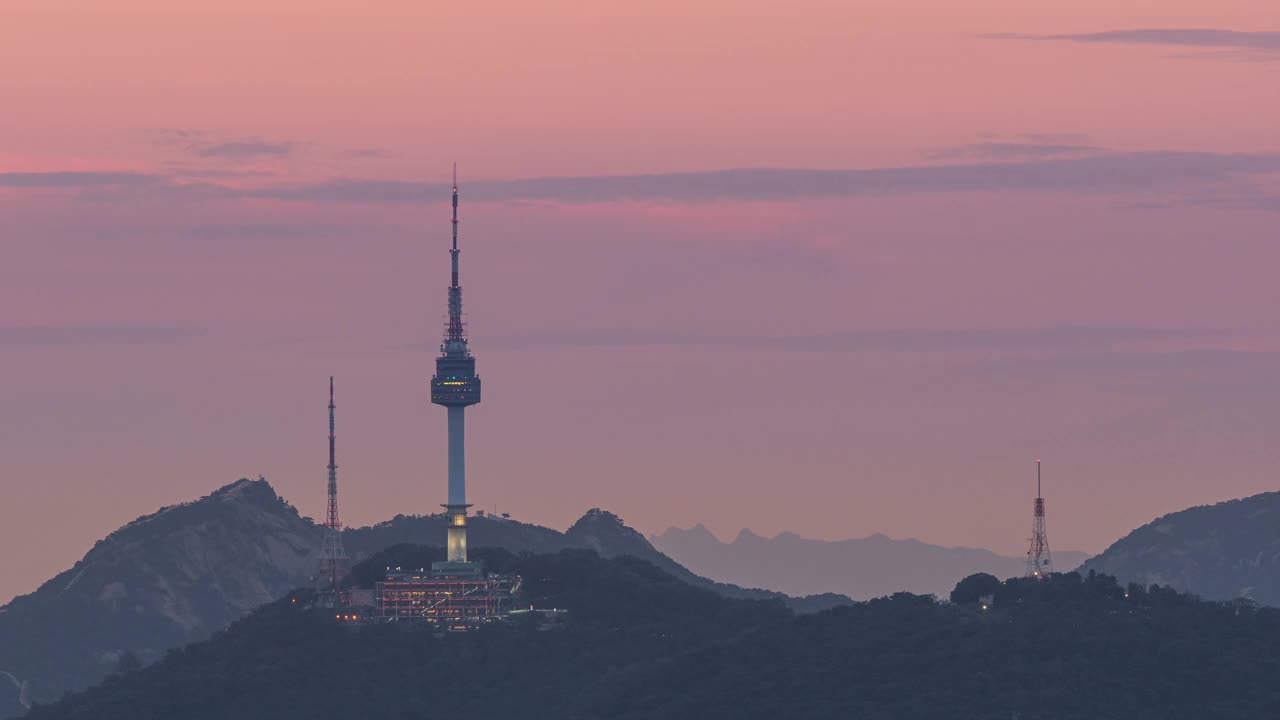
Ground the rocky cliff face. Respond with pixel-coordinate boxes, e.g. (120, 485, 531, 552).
(0, 479, 321, 718)
(1080, 491, 1280, 604)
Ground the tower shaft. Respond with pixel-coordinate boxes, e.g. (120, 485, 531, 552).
(446, 406, 468, 562)
(448, 406, 466, 506)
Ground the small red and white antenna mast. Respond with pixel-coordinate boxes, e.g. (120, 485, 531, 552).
(319, 376, 349, 589)
(1024, 459, 1054, 578)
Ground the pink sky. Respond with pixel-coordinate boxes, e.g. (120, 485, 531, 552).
(3, 0, 1280, 603)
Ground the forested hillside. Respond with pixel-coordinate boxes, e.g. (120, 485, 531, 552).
(1082, 491, 1280, 605)
(0, 483, 849, 718)
(28, 547, 1280, 720)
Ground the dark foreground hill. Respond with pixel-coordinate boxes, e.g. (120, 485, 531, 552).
(0, 480, 847, 718)
(26, 548, 1280, 720)
(1081, 491, 1280, 605)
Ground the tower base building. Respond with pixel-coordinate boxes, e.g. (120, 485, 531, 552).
(376, 566, 519, 630)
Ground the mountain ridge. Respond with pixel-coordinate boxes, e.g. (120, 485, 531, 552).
(23, 549, 1280, 720)
(1080, 490, 1280, 605)
(12, 476, 1273, 718)
(0, 479, 848, 718)
(651, 523, 1090, 599)
(0, 477, 320, 718)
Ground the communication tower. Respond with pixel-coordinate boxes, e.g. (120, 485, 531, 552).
(1024, 459, 1053, 578)
(430, 165, 482, 574)
(318, 376, 349, 589)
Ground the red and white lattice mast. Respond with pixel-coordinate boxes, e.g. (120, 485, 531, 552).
(1024, 459, 1053, 578)
(319, 376, 349, 589)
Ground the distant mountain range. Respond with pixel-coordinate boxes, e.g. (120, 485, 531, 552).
(0, 479, 845, 718)
(1081, 491, 1280, 605)
(650, 525, 1090, 599)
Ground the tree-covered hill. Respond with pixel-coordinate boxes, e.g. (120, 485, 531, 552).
(0, 480, 847, 718)
(1081, 490, 1280, 605)
(26, 548, 1280, 720)
(344, 508, 847, 611)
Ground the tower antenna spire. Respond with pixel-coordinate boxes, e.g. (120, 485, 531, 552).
(444, 164, 465, 348)
(1025, 458, 1053, 578)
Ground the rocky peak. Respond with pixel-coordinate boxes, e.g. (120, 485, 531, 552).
(567, 508, 626, 531)
(0, 477, 321, 718)
(209, 476, 278, 503)
(648, 524, 720, 547)
(110, 477, 297, 541)
(565, 509, 655, 557)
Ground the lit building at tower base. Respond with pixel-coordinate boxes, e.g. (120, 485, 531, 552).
(375, 564, 520, 630)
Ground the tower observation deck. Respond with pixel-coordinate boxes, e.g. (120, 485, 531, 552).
(430, 166, 480, 568)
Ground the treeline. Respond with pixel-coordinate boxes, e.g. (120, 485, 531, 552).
(26, 547, 1280, 720)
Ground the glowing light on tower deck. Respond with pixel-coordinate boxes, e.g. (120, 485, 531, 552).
(430, 164, 481, 566)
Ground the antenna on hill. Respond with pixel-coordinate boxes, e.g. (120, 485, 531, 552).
(1024, 459, 1054, 578)
(318, 376, 349, 590)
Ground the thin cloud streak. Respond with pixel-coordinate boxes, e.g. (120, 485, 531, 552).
(185, 222, 355, 241)
(248, 152, 1280, 205)
(0, 172, 155, 188)
(485, 327, 1212, 353)
(161, 166, 278, 180)
(991, 28, 1280, 51)
(143, 129, 298, 162)
(345, 148, 395, 160)
(0, 326, 201, 350)
(196, 139, 295, 160)
(972, 349, 1280, 394)
(927, 142, 1100, 161)
(7, 151, 1280, 206)
(1020, 133, 1092, 144)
